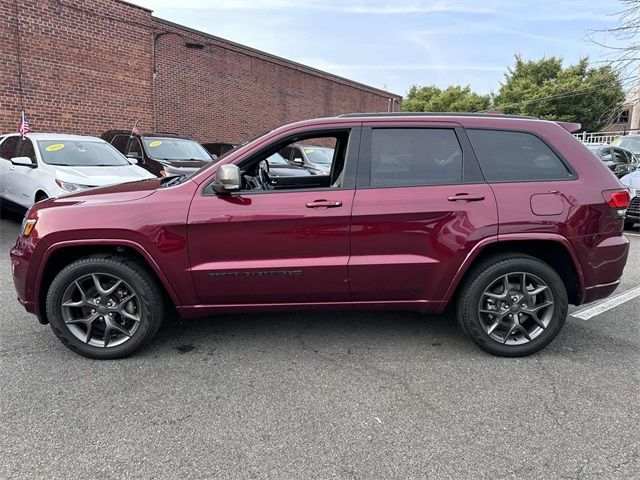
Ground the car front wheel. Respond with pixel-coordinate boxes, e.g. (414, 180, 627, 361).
(46, 255, 164, 359)
(457, 254, 568, 357)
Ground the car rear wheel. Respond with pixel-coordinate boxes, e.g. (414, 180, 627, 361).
(46, 255, 164, 359)
(457, 254, 568, 357)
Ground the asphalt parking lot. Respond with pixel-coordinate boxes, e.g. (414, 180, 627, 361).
(1, 213, 638, 480)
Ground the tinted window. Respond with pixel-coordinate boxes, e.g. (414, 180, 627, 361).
(17, 138, 36, 163)
(0, 136, 20, 160)
(110, 135, 130, 154)
(467, 129, 572, 182)
(127, 138, 142, 157)
(370, 128, 462, 187)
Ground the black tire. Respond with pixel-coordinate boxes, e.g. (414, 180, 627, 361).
(46, 255, 164, 359)
(456, 254, 568, 357)
(35, 193, 48, 203)
(624, 219, 636, 231)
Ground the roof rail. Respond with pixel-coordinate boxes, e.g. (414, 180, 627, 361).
(338, 112, 537, 119)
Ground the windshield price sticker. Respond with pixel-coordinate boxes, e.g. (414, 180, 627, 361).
(149, 140, 162, 148)
(46, 143, 65, 152)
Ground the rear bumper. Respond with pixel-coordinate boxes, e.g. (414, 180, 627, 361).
(583, 280, 621, 304)
(578, 234, 630, 305)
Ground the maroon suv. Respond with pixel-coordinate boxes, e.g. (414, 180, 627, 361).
(11, 113, 631, 359)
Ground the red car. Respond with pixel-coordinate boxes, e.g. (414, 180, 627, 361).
(11, 113, 631, 359)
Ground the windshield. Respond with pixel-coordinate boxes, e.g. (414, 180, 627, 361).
(586, 145, 602, 153)
(612, 136, 640, 154)
(303, 146, 334, 164)
(143, 137, 212, 161)
(38, 140, 130, 166)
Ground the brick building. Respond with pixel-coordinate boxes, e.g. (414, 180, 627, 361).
(1, 0, 401, 143)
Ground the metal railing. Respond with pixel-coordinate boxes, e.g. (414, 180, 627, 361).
(574, 129, 640, 144)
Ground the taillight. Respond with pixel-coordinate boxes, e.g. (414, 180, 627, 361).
(602, 189, 631, 217)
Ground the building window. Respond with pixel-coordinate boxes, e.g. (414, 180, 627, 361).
(617, 109, 630, 124)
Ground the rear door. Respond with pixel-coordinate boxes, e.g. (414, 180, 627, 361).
(349, 122, 498, 305)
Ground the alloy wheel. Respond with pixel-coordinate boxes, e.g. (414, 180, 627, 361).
(478, 272, 555, 345)
(60, 273, 141, 348)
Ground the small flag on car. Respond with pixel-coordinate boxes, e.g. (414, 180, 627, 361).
(19, 111, 31, 138)
(131, 118, 140, 136)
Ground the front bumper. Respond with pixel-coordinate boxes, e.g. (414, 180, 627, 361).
(10, 236, 38, 316)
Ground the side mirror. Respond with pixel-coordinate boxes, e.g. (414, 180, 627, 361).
(11, 156, 35, 167)
(126, 156, 139, 165)
(212, 164, 241, 194)
(292, 157, 303, 165)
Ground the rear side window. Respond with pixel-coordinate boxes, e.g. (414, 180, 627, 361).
(467, 129, 573, 182)
(0, 136, 20, 160)
(370, 128, 462, 187)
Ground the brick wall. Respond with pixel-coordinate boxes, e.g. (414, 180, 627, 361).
(1, 0, 153, 136)
(152, 19, 401, 143)
(1, 0, 401, 143)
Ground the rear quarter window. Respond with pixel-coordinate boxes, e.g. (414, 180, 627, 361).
(467, 129, 573, 182)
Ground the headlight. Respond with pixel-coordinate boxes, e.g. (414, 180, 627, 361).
(20, 217, 37, 237)
(55, 179, 93, 192)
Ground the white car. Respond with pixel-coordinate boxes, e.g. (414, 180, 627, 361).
(620, 170, 640, 229)
(0, 133, 155, 210)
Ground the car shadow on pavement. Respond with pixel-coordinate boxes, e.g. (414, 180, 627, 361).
(146, 310, 472, 359)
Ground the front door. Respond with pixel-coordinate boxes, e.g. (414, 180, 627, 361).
(187, 127, 360, 305)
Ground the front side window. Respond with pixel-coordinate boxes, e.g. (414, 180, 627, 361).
(110, 134, 130, 154)
(235, 133, 346, 192)
(370, 128, 462, 187)
(142, 137, 212, 162)
(127, 138, 142, 157)
(37, 140, 130, 166)
(467, 129, 573, 182)
(17, 138, 37, 163)
(0, 136, 20, 160)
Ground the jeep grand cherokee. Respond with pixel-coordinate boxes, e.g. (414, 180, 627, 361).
(11, 113, 631, 358)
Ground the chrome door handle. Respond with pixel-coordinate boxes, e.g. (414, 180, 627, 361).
(448, 193, 485, 202)
(306, 200, 343, 208)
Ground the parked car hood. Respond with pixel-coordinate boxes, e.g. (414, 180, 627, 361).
(53, 164, 155, 186)
(157, 159, 212, 174)
(620, 171, 640, 193)
(270, 165, 314, 177)
(40, 178, 162, 208)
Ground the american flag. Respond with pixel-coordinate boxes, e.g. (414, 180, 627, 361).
(19, 111, 31, 138)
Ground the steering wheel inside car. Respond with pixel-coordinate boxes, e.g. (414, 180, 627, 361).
(257, 160, 273, 190)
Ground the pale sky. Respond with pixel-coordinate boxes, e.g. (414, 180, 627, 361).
(129, 0, 630, 96)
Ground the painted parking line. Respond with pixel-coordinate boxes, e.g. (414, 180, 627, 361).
(571, 285, 640, 320)
(625, 232, 640, 237)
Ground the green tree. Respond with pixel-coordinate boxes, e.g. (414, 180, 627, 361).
(402, 85, 491, 113)
(493, 55, 625, 132)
